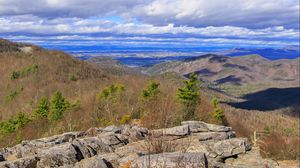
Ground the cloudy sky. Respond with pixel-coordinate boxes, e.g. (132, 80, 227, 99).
(0, 0, 299, 51)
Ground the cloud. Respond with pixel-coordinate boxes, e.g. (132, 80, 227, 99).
(131, 0, 299, 29)
(0, 0, 299, 29)
(0, 0, 147, 18)
(0, 0, 299, 48)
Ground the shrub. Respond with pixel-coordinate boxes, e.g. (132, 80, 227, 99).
(142, 81, 160, 100)
(34, 96, 50, 118)
(97, 84, 125, 101)
(10, 71, 20, 80)
(177, 73, 200, 120)
(210, 97, 225, 124)
(69, 75, 77, 81)
(119, 114, 131, 125)
(0, 112, 30, 134)
(10, 64, 38, 80)
(5, 86, 24, 103)
(48, 91, 69, 121)
(0, 118, 16, 134)
(15, 112, 31, 129)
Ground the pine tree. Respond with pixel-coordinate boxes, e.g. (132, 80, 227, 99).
(34, 96, 49, 118)
(210, 97, 225, 124)
(177, 73, 200, 120)
(48, 91, 69, 121)
(142, 81, 160, 100)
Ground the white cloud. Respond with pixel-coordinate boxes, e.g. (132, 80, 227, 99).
(131, 0, 299, 28)
(0, 0, 298, 48)
(0, 0, 298, 28)
(0, 16, 298, 39)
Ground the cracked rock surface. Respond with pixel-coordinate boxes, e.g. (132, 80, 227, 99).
(0, 121, 296, 168)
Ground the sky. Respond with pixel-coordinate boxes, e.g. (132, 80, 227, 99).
(0, 0, 299, 53)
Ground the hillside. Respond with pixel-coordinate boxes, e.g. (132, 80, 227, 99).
(0, 39, 218, 147)
(87, 57, 142, 76)
(144, 54, 299, 91)
(0, 39, 299, 162)
(144, 54, 300, 114)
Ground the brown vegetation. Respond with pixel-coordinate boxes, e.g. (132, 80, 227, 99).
(0, 39, 298, 161)
(224, 105, 300, 160)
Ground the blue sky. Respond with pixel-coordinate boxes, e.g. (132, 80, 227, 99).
(0, 0, 299, 51)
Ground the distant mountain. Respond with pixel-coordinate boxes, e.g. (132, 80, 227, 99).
(144, 54, 299, 96)
(87, 57, 142, 75)
(221, 47, 299, 60)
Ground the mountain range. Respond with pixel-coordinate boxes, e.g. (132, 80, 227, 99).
(0, 38, 299, 162)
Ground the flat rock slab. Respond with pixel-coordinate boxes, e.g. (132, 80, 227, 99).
(151, 125, 189, 137)
(181, 121, 232, 132)
(192, 131, 235, 141)
(131, 152, 208, 168)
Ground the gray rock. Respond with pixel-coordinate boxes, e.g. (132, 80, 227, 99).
(97, 132, 125, 146)
(207, 138, 251, 159)
(204, 123, 232, 132)
(121, 125, 148, 143)
(73, 155, 109, 168)
(151, 125, 190, 137)
(181, 121, 210, 132)
(102, 125, 122, 133)
(36, 143, 80, 167)
(115, 140, 148, 157)
(73, 137, 113, 156)
(131, 152, 208, 168)
(98, 153, 120, 168)
(0, 156, 39, 168)
(2, 132, 84, 160)
(192, 131, 235, 141)
(181, 121, 232, 132)
(224, 147, 278, 168)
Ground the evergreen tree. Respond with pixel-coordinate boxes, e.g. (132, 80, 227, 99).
(48, 91, 69, 121)
(177, 73, 200, 120)
(142, 81, 160, 100)
(210, 97, 225, 124)
(34, 96, 49, 118)
(15, 112, 30, 129)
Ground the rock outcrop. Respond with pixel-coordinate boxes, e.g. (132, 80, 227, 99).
(0, 121, 294, 168)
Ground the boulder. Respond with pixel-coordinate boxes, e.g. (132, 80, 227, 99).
(121, 125, 148, 143)
(207, 138, 251, 158)
(36, 143, 80, 167)
(131, 152, 208, 168)
(98, 153, 120, 168)
(102, 125, 122, 133)
(224, 147, 278, 168)
(97, 132, 125, 146)
(0, 156, 39, 168)
(115, 140, 148, 156)
(73, 155, 109, 168)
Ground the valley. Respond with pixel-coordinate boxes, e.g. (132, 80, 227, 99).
(0, 39, 299, 166)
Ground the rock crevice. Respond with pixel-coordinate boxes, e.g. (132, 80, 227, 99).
(0, 121, 288, 168)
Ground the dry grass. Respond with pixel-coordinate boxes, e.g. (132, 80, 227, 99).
(0, 44, 298, 160)
(224, 105, 300, 160)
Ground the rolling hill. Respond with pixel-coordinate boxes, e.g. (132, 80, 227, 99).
(144, 54, 299, 95)
(0, 39, 299, 160)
